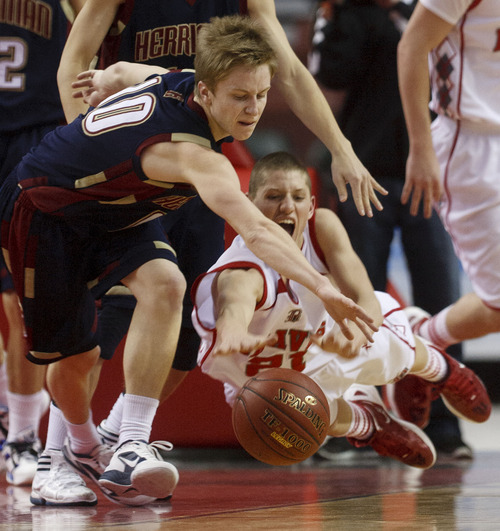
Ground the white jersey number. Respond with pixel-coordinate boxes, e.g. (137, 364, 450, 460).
(82, 77, 161, 136)
(0, 38, 27, 91)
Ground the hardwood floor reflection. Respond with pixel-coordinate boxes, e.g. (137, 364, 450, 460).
(2, 449, 500, 530)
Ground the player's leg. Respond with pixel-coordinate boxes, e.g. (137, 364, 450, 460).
(98, 257, 183, 505)
(1, 285, 49, 486)
(408, 293, 500, 349)
(94, 291, 136, 447)
(329, 293, 492, 437)
(384, 335, 491, 429)
(327, 385, 436, 469)
(417, 119, 500, 346)
(7, 210, 113, 503)
(31, 401, 97, 507)
(96, 198, 221, 446)
(159, 197, 225, 398)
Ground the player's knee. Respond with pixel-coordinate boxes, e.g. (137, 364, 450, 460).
(140, 268, 186, 311)
(46, 347, 100, 392)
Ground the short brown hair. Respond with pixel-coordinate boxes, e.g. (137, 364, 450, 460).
(194, 15, 278, 94)
(248, 152, 312, 199)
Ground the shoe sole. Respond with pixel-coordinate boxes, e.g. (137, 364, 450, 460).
(441, 395, 489, 424)
(440, 356, 492, 423)
(100, 461, 179, 500)
(99, 485, 158, 507)
(369, 412, 437, 469)
(30, 492, 97, 507)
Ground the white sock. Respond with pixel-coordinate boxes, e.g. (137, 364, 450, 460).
(102, 392, 125, 435)
(44, 402, 68, 452)
(6, 389, 45, 442)
(423, 306, 460, 350)
(413, 342, 448, 383)
(345, 402, 374, 441)
(66, 415, 101, 454)
(119, 393, 159, 447)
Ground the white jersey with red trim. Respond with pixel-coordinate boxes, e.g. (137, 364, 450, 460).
(192, 217, 416, 422)
(422, 0, 500, 126)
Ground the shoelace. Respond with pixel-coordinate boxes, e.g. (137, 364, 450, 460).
(124, 440, 175, 461)
(148, 441, 175, 461)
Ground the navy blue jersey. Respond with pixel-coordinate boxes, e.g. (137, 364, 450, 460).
(14, 70, 227, 233)
(0, 0, 72, 132)
(99, 0, 247, 69)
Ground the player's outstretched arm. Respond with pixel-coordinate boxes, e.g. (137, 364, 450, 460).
(398, 3, 454, 218)
(212, 268, 277, 357)
(248, 0, 387, 216)
(143, 142, 378, 341)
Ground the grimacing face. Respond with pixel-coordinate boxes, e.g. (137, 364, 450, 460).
(197, 64, 271, 142)
(251, 169, 315, 247)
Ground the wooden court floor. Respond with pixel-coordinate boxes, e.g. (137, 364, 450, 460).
(1, 447, 500, 530)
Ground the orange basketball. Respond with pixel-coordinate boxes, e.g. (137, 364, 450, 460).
(232, 368, 330, 466)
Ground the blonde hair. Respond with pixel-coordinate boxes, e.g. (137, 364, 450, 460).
(248, 152, 312, 199)
(194, 15, 278, 95)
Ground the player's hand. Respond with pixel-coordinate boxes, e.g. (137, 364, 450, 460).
(316, 282, 378, 342)
(330, 145, 388, 217)
(71, 70, 114, 107)
(401, 146, 442, 218)
(212, 328, 278, 357)
(311, 325, 366, 359)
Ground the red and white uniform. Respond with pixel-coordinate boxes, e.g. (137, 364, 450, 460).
(423, 0, 500, 307)
(192, 218, 416, 423)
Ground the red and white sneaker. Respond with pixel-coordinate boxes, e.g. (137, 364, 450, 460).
(381, 375, 432, 429)
(345, 385, 436, 469)
(433, 351, 491, 423)
(383, 351, 491, 427)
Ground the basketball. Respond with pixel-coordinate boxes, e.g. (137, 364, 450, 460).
(232, 368, 330, 466)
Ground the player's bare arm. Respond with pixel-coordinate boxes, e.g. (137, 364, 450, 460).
(141, 141, 378, 341)
(57, 0, 124, 121)
(310, 208, 383, 358)
(72, 65, 171, 108)
(248, 0, 387, 216)
(398, 3, 455, 218)
(212, 268, 277, 356)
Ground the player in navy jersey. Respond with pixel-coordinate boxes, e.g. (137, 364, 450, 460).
(55, 0, 387, 464)
(0, 0, 85, 488)
(1, 16, 377, 506)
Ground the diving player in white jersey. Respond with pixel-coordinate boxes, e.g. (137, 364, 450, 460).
(192, 152, 491, 468)
(390, 0, 500, 422)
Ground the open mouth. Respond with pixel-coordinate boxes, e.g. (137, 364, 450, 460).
(278, 219, 295, 237)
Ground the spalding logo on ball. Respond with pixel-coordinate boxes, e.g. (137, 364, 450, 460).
(232, 368, 330, 466)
